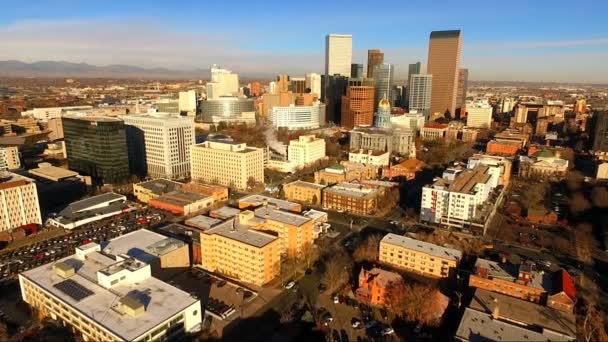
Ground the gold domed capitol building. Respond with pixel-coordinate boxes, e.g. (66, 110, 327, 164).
(374, 98, 392, 128)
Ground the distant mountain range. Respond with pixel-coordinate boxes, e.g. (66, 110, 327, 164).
(0, 60, 209, 79)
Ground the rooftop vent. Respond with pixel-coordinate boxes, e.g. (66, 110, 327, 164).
(53, 261, 75, 278)
(118, 295, 145, 318)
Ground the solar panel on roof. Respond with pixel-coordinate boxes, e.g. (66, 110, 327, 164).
(54, 279, 94, 301)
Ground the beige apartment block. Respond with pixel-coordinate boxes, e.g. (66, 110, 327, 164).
(283, 180, 325, 205)
(190, 140, 264, 190)
(379, 233, 461, 278)
(288, 135, 326, 168)
(199, 215, 280, 286)
(0, 173, 42, 231)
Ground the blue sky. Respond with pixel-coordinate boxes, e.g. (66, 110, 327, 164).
(0, 0, 607, 82)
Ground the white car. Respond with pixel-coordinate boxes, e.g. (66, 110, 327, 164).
(381, 327, 394, 336)
(284, 281, 295, 290)
(333, 295, 339, 304)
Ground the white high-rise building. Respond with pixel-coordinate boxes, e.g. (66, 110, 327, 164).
(178, 90, 197, 115)
(288, 135, 326, 168)
(325, 34, 353, 77)
(269, 82, 277, 95)
(305, 73, 322, 96)
(206, 65, 239, 100)
(466, 102, 493, 128)
(271, 102, 326, 130)
(0, 172, 42, 232)
(0, 147, 20, 171)
(409, 74, 433, 115)
(121, 113, 195, 180)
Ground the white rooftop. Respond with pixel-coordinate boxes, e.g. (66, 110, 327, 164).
(102, 229, 185, 263)
(381, 233, 462, 261)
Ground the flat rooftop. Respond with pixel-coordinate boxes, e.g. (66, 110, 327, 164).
(324, 182, 382, 199)
(468, 288, 576, 338)
(0, 172, 35, 190)
(102, 229, 184, 262)
(136, 179, 182, 196)
(21, 251, 198, 341)
(62, 114, 123, 122)
(158, 223, 203, 243)
(204, 218, 277, 248)
(284, 180, 326, 190)
(456, 307, 574, 342)
(381, 233, 462, 261)
(209, 206, 241, 219)
(185, 215, 222, 230)
(450, 166, 491, 194)
(238, 195, 300, 211)
(28, 164, 79, 181)
(253, 206, 310, 227)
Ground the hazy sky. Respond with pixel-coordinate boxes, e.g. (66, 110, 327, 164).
(1, 0, 607, 82)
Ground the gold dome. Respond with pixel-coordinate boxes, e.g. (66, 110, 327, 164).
(378, 99, 390, 108)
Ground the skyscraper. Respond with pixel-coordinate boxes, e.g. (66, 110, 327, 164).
(322, 75, 348, 125)
(409, 74, 433, 115)
(62, 115, 129, 184)
(207, 64, 239, 100)
(277, 74, 291, 92)
(592, 111, 608, 152)
(374, 99, 392, 129)
(305, 73, 322, 96)
(367, 49, 384, 78)
(456, 68, 469, 116)
(427, 30, 462, 118)
(372, 63, 394, 109)
(351, 64, 364, 78)
(341, 78, 374, 128)
(325, 34, 352, 77)
(406, 62, 423, 108)
(178, 90, 197, 116)
(122, 113, 195, 180)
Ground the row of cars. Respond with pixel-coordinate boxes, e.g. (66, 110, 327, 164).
(0, 208, 166, 281)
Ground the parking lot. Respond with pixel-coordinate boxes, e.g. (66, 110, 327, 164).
(0, 208, 168, 282)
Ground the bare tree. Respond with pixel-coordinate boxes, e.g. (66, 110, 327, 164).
(322, 251, 351, 291)
(576, 223, 595, 264)
(353, 235, 382, 262)
(301, 241, 319, 269)
(386, 282, 446, 326)
(580, 304, 608, 342)
(591, 186, 608, 208)
(570, 192, 591, 215)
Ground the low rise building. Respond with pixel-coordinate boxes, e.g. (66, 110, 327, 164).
(148, 190, 214, 216)
(382, 158, 424, 180)
(200, 214, 280, 286)
(133, 178, 183, 204)
(486, 140, 520, 156)
(0, 172, 42, 232)
(238, 195, 302, 212)
(48, 192, 128, 230)
(348, 149, 390, 167)
(466, 154, 512, 186)
(349, 127, 415, 156)
(158, 223, 204, 265)
(322, 182, 383, 215)
(519, 153, 568, 181)
(355, 267, 403, 306)
(282, 180, 325, 205)
(379, 233, 461, 278)
(252, 205, 314, 257)
(19, 234, 200, 342)
(314, 162, 378, 185)
(455, 289, 576, 342)
(421, 123, 448, 141)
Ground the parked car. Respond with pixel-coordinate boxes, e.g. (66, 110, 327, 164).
(381, 327, 394, 336)
(321, 312, 333, 325)
(351, 318, 362, 329)
(333, 295, 339, 304)
(284, 280, 296, 290)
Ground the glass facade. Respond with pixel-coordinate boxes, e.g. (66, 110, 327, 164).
(62, 116, 130, 184)
(198, 97, 255, 123)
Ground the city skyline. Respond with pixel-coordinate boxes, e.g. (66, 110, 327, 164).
(0, 1, 607, 82)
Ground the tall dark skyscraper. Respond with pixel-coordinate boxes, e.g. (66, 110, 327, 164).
(351, 63, 364, 78)
(456, 68, 469, 118)
(367, 49, 384, 78)
(427, 30, 462, 118)
(372, 63, 394, 110)
(593, 111, 608, 152)
(62, 115, 130, 184)
(322, 75, 349, 125)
